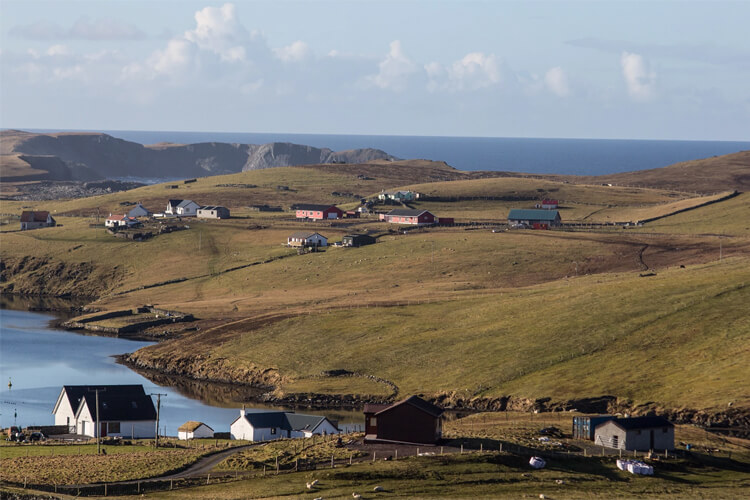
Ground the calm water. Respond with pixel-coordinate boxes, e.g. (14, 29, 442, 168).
(29, 129, 750, 176)
(0, 306, 363, 434)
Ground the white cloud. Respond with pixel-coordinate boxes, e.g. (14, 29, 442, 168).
(46, 45, 70, 57)
(426, 52, 502, 91)
(147, 38, 196, 75)
(621, 52, 656, 100)
(544, 67, 569, 97)
(368, 40, 417, 91)
(184, 3, 248, 62)
(273, 41, 310, 62)
(10, 17, 145, 40)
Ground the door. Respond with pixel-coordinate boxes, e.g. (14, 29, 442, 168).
(101, 422, 107, 437)
(612, 435, 619, 448)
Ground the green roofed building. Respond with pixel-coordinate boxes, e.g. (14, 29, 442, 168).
(507, 209, 561, 228)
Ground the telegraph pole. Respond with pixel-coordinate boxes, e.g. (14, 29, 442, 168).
(88, 388, 106, 454)
(150, 393, 167, 448)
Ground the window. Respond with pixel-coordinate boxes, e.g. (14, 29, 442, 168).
(612, 435, 619, 448)
(270, 427, 277, 435)
(108, 422, 120, 433)
(370, 417, 377, 426)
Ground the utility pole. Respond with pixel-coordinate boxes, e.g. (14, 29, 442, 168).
(88, 388, 106, 454)
(150, 393, 167, 448)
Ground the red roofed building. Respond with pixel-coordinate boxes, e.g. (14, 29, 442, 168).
(105, 214, 140, 228)
(20, 211, 56, 230)
(364, 395, 444, 444)
(540, 199, 559, 209)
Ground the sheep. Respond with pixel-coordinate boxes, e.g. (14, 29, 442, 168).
(373, 485, 384, 491)
(353, 494, 362, 499)
(310, 479, 319, 487)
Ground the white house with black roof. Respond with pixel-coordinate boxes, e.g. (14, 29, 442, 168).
(230, 409, 339, 441)
(165, 199, 200, 217)
(53, 385, 157, 438)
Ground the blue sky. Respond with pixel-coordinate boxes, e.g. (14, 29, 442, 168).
(1, 0, 748, 140)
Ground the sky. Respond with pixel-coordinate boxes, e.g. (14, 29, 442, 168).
(1, 0, 748, 140)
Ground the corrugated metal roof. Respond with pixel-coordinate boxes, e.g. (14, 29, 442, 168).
(507, 209, 560, 221)
(607, 416, 673, 430)
(386, 209, 430, 217)
(20, 211, 52, 223)
(296, 204, 337, 211)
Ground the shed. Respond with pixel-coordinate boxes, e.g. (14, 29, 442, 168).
(295, 204, 343, 220)
(594, 416, 674, 451)
(507, 209, 561, 228)
(197, 206, 230, 219)
(364, 395, 443, 444)
(177, 421, 214, 440)
(20, 211, 56, 230)
(287, 231, 328, 248)
(572, 415, 616, 440)
(341, 234, 376, 247)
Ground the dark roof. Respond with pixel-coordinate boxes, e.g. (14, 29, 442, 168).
(168, 199, 183, 207)
(607, 416, 674, 430)
(386, 209, 431, 217)
(507, 209, 560, 221)
(296, 204, 338, 211)
(68, 385, 156, 421)
(239, 411, 332, 432)
(363, 403, 390, 414)
(20, 211, 52, 222)
(289, 231, 324, 239)
(375, 395, 443, 418)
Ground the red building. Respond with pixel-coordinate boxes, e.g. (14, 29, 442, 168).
(364, 395, 443, 444)
(295, 204, 343, 220)
(540, 199, 559, 209)
(381, 209, 436, 225)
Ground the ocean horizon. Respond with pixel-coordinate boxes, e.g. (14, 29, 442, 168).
(26, 129, 750, 177)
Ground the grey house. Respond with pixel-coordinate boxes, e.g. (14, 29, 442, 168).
(197, 206, 230, 219)
(594, 416, 674, 451)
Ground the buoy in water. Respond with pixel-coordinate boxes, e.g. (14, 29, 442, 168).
(7, 378, 11, 390)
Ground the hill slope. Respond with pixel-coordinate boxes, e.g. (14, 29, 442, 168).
(0, 130, 397, 181)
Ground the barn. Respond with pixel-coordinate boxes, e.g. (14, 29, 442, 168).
(20, 211, 56, 230)
(342, 234, 376, 247)
(507, 209, 561, 228)
(594, 416, 674, 451)
(364, 395, 443, 444)
(381, 209, 436, 225)
(572, 415, 616, 440)
(295, 204, 343, 220)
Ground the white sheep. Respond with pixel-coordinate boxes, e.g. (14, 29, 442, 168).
(353, 494, 362, 499)
(310, 479, 319, 487)
(373, 485, 384, 491)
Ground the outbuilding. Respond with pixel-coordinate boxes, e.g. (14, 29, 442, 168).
(364, 395, 443, 444)
(507, 209, 561, 228)
(594, 416, 674, 451)
(197, 206, 230, 219)
(105, 214, 140, 228)
(287, 231, 328, 248)
(572, 415, 616, 440)
(341, 234, 376, 247)
(20, 211, 56, 230)
(381, 209, 436, 226)
(295, 204, 343, 220)
(127, 203, 152, 218)
(177, 421, 214, 440)
(230, 409, 339, 441)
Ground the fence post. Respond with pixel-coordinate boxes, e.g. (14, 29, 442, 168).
(170, 479, 173, 490)
(441, 446, 444, 455)
(207, 474, 210, 485)
(416, 448, 419, 457)
(395, 449, 398, 460)
(373, 451, 376, 462)
(331, 454, 335, 469)
(480, 443, 483, 453)
(498, 443, 502, 453)
(461, 444, 464, 454)
(104, 483, 107, 496)
(295, 458, 298, 471)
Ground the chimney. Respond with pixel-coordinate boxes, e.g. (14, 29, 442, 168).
(240, 405, 246, 417)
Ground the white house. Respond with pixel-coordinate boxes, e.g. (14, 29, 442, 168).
(105, 214, 140, 228)
(165, 199, 200, 217)
(53, 385, 157, 439)
(230, 409, 339, 441)
(287, 231, 328, 248)
(127, 203, 152, 218)
(177, 421, 214, 440)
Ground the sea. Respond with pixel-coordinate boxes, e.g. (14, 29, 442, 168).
(28, 129, 750, 177)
